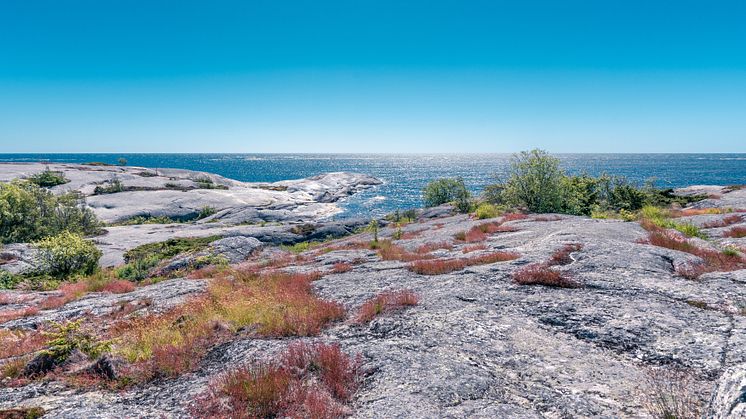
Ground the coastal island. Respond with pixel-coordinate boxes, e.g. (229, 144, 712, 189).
(1, 155, 746, 418)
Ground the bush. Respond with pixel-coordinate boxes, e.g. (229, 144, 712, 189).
(422, 177, 472, 213)
(0, 181, 101, 244)
(355, 290, 418, 324)
(0, 270, 21, 289)
(93, 179, 124, 195)
(27, 169, 68, 187)
(485, 150, 707, 216)
(35, 231, 102, 278)
(474, 202, 501, 219)
(117, 157, 128, 166)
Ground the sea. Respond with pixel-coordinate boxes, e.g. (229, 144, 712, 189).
(1, 153, 744, 219)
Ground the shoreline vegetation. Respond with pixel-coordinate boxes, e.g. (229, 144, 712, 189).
(1, 149, 746, 417)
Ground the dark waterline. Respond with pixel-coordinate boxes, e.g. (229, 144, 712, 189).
(1, 153, 745, 218)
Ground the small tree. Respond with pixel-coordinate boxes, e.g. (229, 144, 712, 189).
(422, 177, 472, 213)
(117, 157, 128, 166)
(502, 149, 563, 213)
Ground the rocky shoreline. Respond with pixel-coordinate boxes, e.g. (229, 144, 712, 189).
(1, 164, 746, 417)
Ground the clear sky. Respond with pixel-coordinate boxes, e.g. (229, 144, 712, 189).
(1, 0, 745, 153)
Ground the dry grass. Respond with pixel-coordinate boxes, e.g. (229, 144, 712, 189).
(640, 368, 704, 419)
(192, 341, 361, 419)
(355, 290, 419, 324)
(110, 269, 344, 381)
(512, 263, 580, 288)
(408, 251, 519, 275)
(669, 207, 732, 217)
(548, 243, 583, 266)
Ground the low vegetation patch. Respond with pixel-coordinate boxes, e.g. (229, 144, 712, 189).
(702, 214, 742, 228)
(408, 251, 519, 275)
(548, 243, 583, 266)
(512, 263, 580, 288)
(415, 241, 453, 254)
(639, 206, 707, 239)
(640, 368, 704, 419)
(192, 342, 361, 418)
(723, 226, 746, 238)
(376, 240, 433, 262)
(27, 169, 69, 188)
(35, 231, 102, 279)
(330, 262, 353, 274)
(117, 236, 221, 281)
(93, 179, 125, 195)
(111, 269, 343, 381)
(641, 229, 746, 278)
(355, 290, 419, 324)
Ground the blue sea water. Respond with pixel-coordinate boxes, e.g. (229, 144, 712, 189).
(1, 154, 745, 218)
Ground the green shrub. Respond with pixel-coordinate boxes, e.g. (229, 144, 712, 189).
(198, 206, 217, 219)
(423, 178, 472, 213)
(115, 254, 161, 281)
(27, 169, 69, 187)
(35, 231, 102, 278)
(117, 157, 128, 166)
(123, 236, 220, 264)
(0, 270, 21, 289)
(93, 179, 125, 195)
(502, 149, 564, 213)
(0, 181, 101, 244)
(114, 215, 180, 226)
(42, 319, 110, 362)
(474, 202, 501, 219)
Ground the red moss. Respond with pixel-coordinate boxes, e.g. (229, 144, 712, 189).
(642, 230, 746, 278)
(355, 290, 419, 324)
(100, 279, 136, 294)
(415, 241, 453, 254)
(193, 342, 361, 419)
(0, 306, 39, 323)
(548, 243, 584, 266)
(461, 227, 487, 243)
(408, 251, 519, 275)
(330, 262, 353, 274)
(702, 215, 742, 229)
(400, 229, 425, 240)
(462, 243, 488, 253)
(376, 241, 432, 262)
(512, 263, 580, 288)
(502, 213, 529, 222)
(723, 226, 746, 238)
(532, 215, 562, 222)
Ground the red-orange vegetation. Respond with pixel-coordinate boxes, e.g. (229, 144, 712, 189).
(408, 251, 519, 275)
(355, 290, 419, 324)
(512, 263, 580, 288)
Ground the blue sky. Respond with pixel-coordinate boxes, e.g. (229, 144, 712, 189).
(1, 0, 745, 153)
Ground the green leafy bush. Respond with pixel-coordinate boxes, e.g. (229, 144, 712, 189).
(27, 169, 69, 187)
(0, 180, 101, 244)
(198, 206, 217, 219)
(422, 177, 472, 213)
(501, 149, 564, 213)
(35, 231, 102, 278)
(117, 157, 128, 166)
